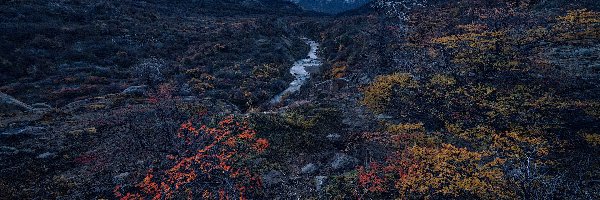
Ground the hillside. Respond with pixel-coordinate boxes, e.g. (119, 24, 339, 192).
(289, 0, 371, 14)
(1, 0, 599, 199)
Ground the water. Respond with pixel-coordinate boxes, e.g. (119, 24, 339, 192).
(270, 38, 321, 104)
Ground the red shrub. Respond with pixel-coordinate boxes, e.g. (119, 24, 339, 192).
(115, 115, 268, 199)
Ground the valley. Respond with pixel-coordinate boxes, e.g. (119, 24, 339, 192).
(1, 0, 599, 199)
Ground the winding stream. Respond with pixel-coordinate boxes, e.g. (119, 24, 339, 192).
(270, 38, 321, 104)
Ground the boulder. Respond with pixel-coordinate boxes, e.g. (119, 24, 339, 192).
(315, 176, 328, 191)
(326, 133, 342, 143)
(330, 153, 358, 171)
(262, 170, 284, 187)
(122, 85, 148, 96)
(113, 172, 131, 183)
(301, 163, 318, 175)
(36, 152, 57, 159)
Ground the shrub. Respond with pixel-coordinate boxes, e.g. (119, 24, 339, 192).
(584, 133, 600, 146)
(115, 115, 268, 199)
(428, 74, 456, 86)
(357, 144, 513, 199)
(361, 73, 417, 113)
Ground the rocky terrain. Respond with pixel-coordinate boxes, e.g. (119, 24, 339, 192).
(1, 0, 599, 199)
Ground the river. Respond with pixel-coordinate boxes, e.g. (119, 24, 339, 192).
(270, 38, 321, 104)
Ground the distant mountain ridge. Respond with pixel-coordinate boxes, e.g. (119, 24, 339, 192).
(141, 0, 306, 15)
(289, 0, 371, 14)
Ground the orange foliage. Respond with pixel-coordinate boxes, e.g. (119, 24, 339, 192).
(358, 144, 512, 199)
(115, 115, 268, 199)
(357, 162, 388, 193)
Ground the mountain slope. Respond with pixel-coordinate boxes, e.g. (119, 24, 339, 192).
(290, 0, 371, 14)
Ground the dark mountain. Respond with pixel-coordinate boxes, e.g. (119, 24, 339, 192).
(289, 0, 371, 14)
(138, 0, 309, 15)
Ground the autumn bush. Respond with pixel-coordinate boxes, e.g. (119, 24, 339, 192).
(361, 73, 417, 113)
(114, 115, 269, 199)
(357, 144, 513, 199)
(353, 9, 600, 198)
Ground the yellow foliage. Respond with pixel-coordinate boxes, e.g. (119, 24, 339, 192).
(432, 28, 524, 72)
(581, 101, 600, 119)
(447, 123, 549, 159)
(396, 144, 513, 199)
(523, 26, 550, 44)
(361, 73, 417, 112)
(457, 84, 496, 105)
(457, 23, 488, 33)
(553, 9, 600, 40)
(556, 9, 600, 25)
(331, 62, 348, 78)
(584, 133, 600, 146)
(384, 122, 433, 147)
(253, 63, 281, 79)
(491, 131, 549, 158)
(283, 111, 316, 129)
(446, 123, 496, 143)
(188, 77, 214, 93)
(432, 31, 506, 50)
(428, 74, 456, 86)
(386, 122, 424, 134)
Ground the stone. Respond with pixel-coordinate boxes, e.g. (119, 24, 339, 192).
(301, 163, 318, 175)
(376, 114, 393, 120)
(326, 133, 342, 143)
(315, 176, 328, 191)
(113, 172, 130, 183)
(262, 170, 284, 187)
(330, 153, 358, 171)
(0, 92, 32, 113)
(122, 85, 148, 96)
(37, 152, 57, 159)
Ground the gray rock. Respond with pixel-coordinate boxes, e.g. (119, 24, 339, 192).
(0, 92, 32, 112)
(315, 176, 328, 191)
(376, 114, 393, 120)
(262, 170, 284, 187)
(330, 153, 358, 171)
(36, 152, 57, 159)
(122, 85, 148, 96)
(113, 172, 131, 183)
(301, 163, 318, 175)
(326, 133, 342, 143)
